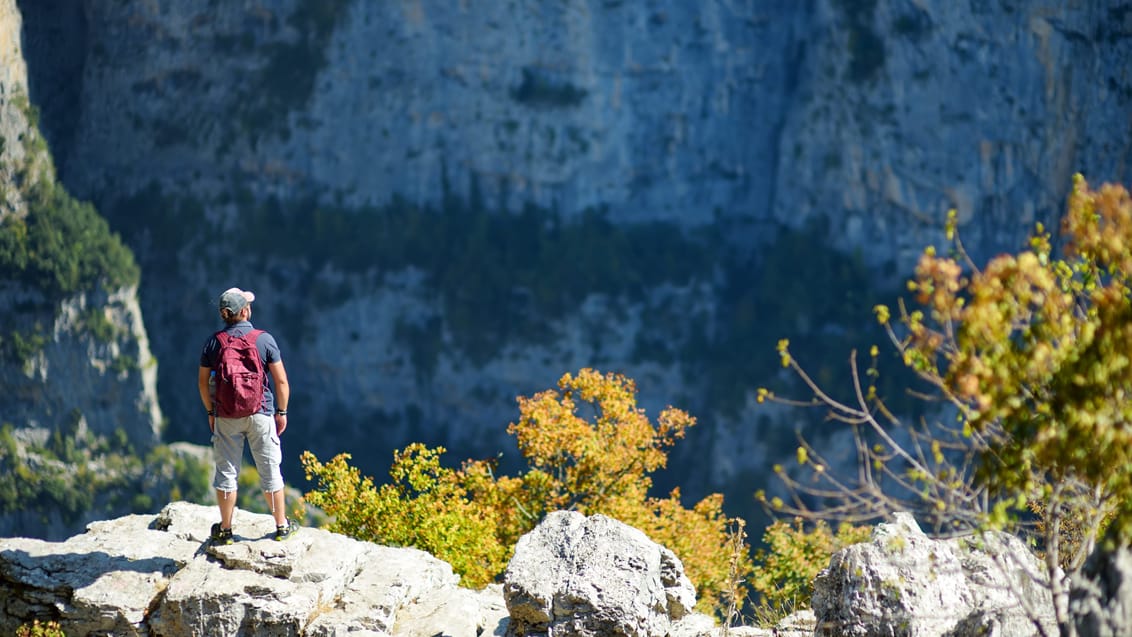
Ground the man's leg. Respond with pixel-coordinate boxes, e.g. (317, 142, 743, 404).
(247, 413, 290, 530)
(217, 489, 238, 529)
(211, 416, 244, 535)
(263, 489, 287, 527)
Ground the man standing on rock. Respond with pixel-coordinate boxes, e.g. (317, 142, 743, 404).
(198, 287, 296, 543)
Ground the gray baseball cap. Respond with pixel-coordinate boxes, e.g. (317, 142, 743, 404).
(218, 287, 256, 313)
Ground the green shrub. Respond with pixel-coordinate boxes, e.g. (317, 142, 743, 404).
(111, 355, 137, 374)
(3, 327, 48, 365)
(750, 518, 870, 617)
(163, 449, 213, 504)
(80, 307, 118, 342)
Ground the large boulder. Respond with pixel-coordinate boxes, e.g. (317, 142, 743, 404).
(812, 512, 1056, 637)
(0, 501, 508, 636)
(503, 510, 699, 637)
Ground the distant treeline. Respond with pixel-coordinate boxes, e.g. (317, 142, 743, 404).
(106, 182, 914, 419)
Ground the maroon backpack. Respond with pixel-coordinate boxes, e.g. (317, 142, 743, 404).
(212, 329, 265, 418)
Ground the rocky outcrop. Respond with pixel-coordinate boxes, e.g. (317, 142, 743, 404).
(1, 503, 789, 637)
(812, 512, 1057, 637)
(503, 509, 819, 637)
(0, 501, 510, 636)
(503, 510, 697, 637)
(0, 0, 32, 218)
(0, 503, 831, 637)
(14, 504, 1111, 637)
(2, 284, 161, 449)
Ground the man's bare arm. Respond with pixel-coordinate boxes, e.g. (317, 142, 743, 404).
(268, 361, 290, 435)
(268, 361, 289, 411)
(198, 366, 213, 412)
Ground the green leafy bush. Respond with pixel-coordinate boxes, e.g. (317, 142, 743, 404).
(750, 518, 870, 615)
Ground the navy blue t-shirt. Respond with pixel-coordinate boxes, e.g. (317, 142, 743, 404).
(200, 321, 282, 415)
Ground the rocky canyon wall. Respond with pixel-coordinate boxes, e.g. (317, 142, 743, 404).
(10, 0, 1131, 523)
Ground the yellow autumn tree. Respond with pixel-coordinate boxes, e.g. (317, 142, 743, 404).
(759, 175, 1131, 632)
(303, 368, 752, 617)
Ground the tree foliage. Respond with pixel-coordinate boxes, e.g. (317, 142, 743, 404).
(757, 175, 1132, 633)
(303, 368, 752, 616)
(0, 179, 138, 299)
(903, 175, 1129, 537)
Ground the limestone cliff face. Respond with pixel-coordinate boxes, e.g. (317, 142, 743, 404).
(0, 0, 161, 451)
(774, 0, 1132, 270)
(0, 0, 31, 220)
(47, 1, 799, 229)
(14, 0, 1132, 508)
(40, 2, 1132, 264)
(3, 286, 162, 448)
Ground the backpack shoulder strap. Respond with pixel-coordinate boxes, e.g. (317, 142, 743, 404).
(211, 330, 229, 370)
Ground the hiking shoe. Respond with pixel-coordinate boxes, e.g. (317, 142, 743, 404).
(210, 522, 234, 545)
(274, 519, 297, 542)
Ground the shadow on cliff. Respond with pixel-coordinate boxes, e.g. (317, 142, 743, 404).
(0, 549, 181, 589)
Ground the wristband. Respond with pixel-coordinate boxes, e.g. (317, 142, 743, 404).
(276, 410, 287, 416)
(208, 409, 216, 416)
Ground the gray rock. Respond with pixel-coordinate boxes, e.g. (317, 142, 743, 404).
(773, 609, 818, 637)
(503, 510, 697, 637)
(9, 502, 1090, 637)
(1069, 541, 1132, 637)
(0, 501, 508, 637)
(812, 512, 1056, 637)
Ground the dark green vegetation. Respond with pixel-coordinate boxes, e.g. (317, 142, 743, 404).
(694, 218, 908, 418)
(235, 0, 354, 141)
(103, 183, 901, 421)
(0, 96, 138, 364)
(0, 179, 138, 363)
(108, 184, 721, 366)
(833, 0, 887, 83)
(0, 180, 137, 299)
(0, 422, 212, 526)
(511, 67, 589, 108)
